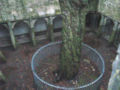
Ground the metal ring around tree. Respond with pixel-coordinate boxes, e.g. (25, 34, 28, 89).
(31, 41, 105, 90)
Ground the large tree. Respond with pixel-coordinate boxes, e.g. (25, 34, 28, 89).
(58, 0, 88, 80)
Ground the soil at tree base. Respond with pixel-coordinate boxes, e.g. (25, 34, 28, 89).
(36, 54, 100, 87)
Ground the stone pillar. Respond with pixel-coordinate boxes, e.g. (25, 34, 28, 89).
(0, 71, 6, 82)
(108, 44, 120, 90)
(0, 51, 6, 62)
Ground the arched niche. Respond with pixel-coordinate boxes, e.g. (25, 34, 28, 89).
(102, 18, 114, 41)
(114, 28, 120, 46)
(86, 12, 101, 29)
(0, 24, 9, 38)
(86, 12, 91, 27)
(34, 18, 47, 32)
(103, 18, 114, 35)
(13, 21, 30, 36)
(53, 16, 63, 29)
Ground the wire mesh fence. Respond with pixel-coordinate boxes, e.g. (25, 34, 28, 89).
(31, 41, 105, 90)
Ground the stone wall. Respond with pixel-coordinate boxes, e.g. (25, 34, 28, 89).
(0, 0, 119, 48)
(0, 0, 61, 49)
(97, 0, 120, 47)
(98, 16, 120, 47)
(0, 0, 61, 22)
(86, 12, 120, 47)
(0, 16, 62, 48)
(98, 0, 120, 22)
(0, 13, 120, 48)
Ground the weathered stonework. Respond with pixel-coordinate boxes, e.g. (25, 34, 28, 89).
(98, 0, 120, 22)
(98, 0, 120, 44)
(0, 0, 61, 22)
(0, 0, 61, 48)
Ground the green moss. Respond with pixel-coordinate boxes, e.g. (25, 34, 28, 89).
(0, 51, 6, 62)
(59, 0, 88, 80)
(55, 10, 61, 15)
(98, 0, 120, 22)
(0, 0, 61, 22)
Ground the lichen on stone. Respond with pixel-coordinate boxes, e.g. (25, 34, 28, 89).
(98, 0, 120, 22)
(0, 0, 61, 22)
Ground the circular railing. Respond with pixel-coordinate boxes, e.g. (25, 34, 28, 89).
(31, 41, 105, 90)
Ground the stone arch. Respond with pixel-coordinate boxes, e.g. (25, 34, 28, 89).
(86, 12, 101, 29)
(13, 21, 30, 36)
(0, 24, 9, 38)
(53, 15, 63, 30)
(114, 23, 120, 45)
(103, 18, 114, 35)
(34, 18, 47, 32)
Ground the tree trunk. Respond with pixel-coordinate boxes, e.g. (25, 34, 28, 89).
(59, 0, 88, 80)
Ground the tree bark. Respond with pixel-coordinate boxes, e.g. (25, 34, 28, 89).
(59, 0, 88, 80)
